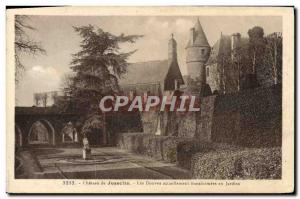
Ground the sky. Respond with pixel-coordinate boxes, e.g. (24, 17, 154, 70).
(16, 15, 282, 106)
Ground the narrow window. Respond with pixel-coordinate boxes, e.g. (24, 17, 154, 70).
(174, 79, 178, 90)
(206, 67, 209, 77)
(201, 49, 205, 55)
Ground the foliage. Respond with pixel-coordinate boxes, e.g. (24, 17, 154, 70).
(191, 147, 281, 179)
(247, 26, 266, 75)
(166, 147, 177, 163)
(15, 15, 45, 84)
(63, 25, 142, 114)
(263, 34, 282, 84)
(207, 26, 282, 92)
(176, 141, 213, 169)
(82, 114, 105, 135)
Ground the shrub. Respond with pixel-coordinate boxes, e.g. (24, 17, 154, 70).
(176, 140, 213, 169)
(191, 147, 281, 179)
(166, 147, 177, 163)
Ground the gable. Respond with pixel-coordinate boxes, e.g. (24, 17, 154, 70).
(164, 61, 184, 90)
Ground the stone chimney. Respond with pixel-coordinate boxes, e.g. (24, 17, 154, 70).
(168, 33, 178, 64)
(231, 33, 241, 61)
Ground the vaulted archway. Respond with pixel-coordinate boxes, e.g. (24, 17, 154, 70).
(28, 119, 55, 146)
(62, 122, 78, 143)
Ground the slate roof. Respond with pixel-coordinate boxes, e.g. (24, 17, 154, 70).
(208, 35, 231, 63)
(186, 19, 210, 47)
(208, 35, 248, 64)
(118, 60, 170, 86)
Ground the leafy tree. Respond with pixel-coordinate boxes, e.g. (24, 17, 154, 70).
(15, 15, 45, 84)
(233, 42, 253, 91)
(263, 33, 282, 84)
(60, 25, 142, 143)
(65, 25, 142, 115)
(248, 26, 266, 75)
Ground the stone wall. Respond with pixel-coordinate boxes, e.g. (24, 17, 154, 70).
(116, 133, 185, 162)
(141, 111, 158, 134)
(115, 85, 282, 177)
(161, 95, 217, 141)
(195, 95, 217, 142)
(166, 84, 281, 147)
(206, 63, 220, 93)
(177, 112, 196, 138)
(121, 85, 282, 158)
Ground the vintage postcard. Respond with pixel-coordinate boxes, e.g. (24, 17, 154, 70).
(6, 6, 294, 194)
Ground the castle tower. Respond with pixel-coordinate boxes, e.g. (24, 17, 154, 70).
(186, 19, 211, 94)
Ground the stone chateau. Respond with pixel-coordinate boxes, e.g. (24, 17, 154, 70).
(34, 18, 281, 107)
(16, 18, 282, 148)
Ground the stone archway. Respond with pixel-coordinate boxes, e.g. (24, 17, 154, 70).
(15, 124, 23, 147)
(28, 119, 55, 146)
(62, 122, 78, 143)
(82, 115, 107, 146)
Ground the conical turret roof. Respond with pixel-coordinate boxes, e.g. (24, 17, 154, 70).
(187, 19, 210, 47)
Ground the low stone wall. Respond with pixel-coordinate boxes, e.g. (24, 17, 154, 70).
(116, 133, 216, 167)
(117, 133, 182, 162)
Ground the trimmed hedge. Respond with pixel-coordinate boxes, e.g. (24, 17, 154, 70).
(177, 141, 213, 169)
(191, 147, 281, 179)
(117, 133, 281, 179)
(176, 142, 240, 170)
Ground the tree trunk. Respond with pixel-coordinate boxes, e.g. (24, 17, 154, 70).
(252, 51, 256, 74)
(274, 40, 278, 84)
(222, 56, 226, 94)
(237, 61, 240, 91)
